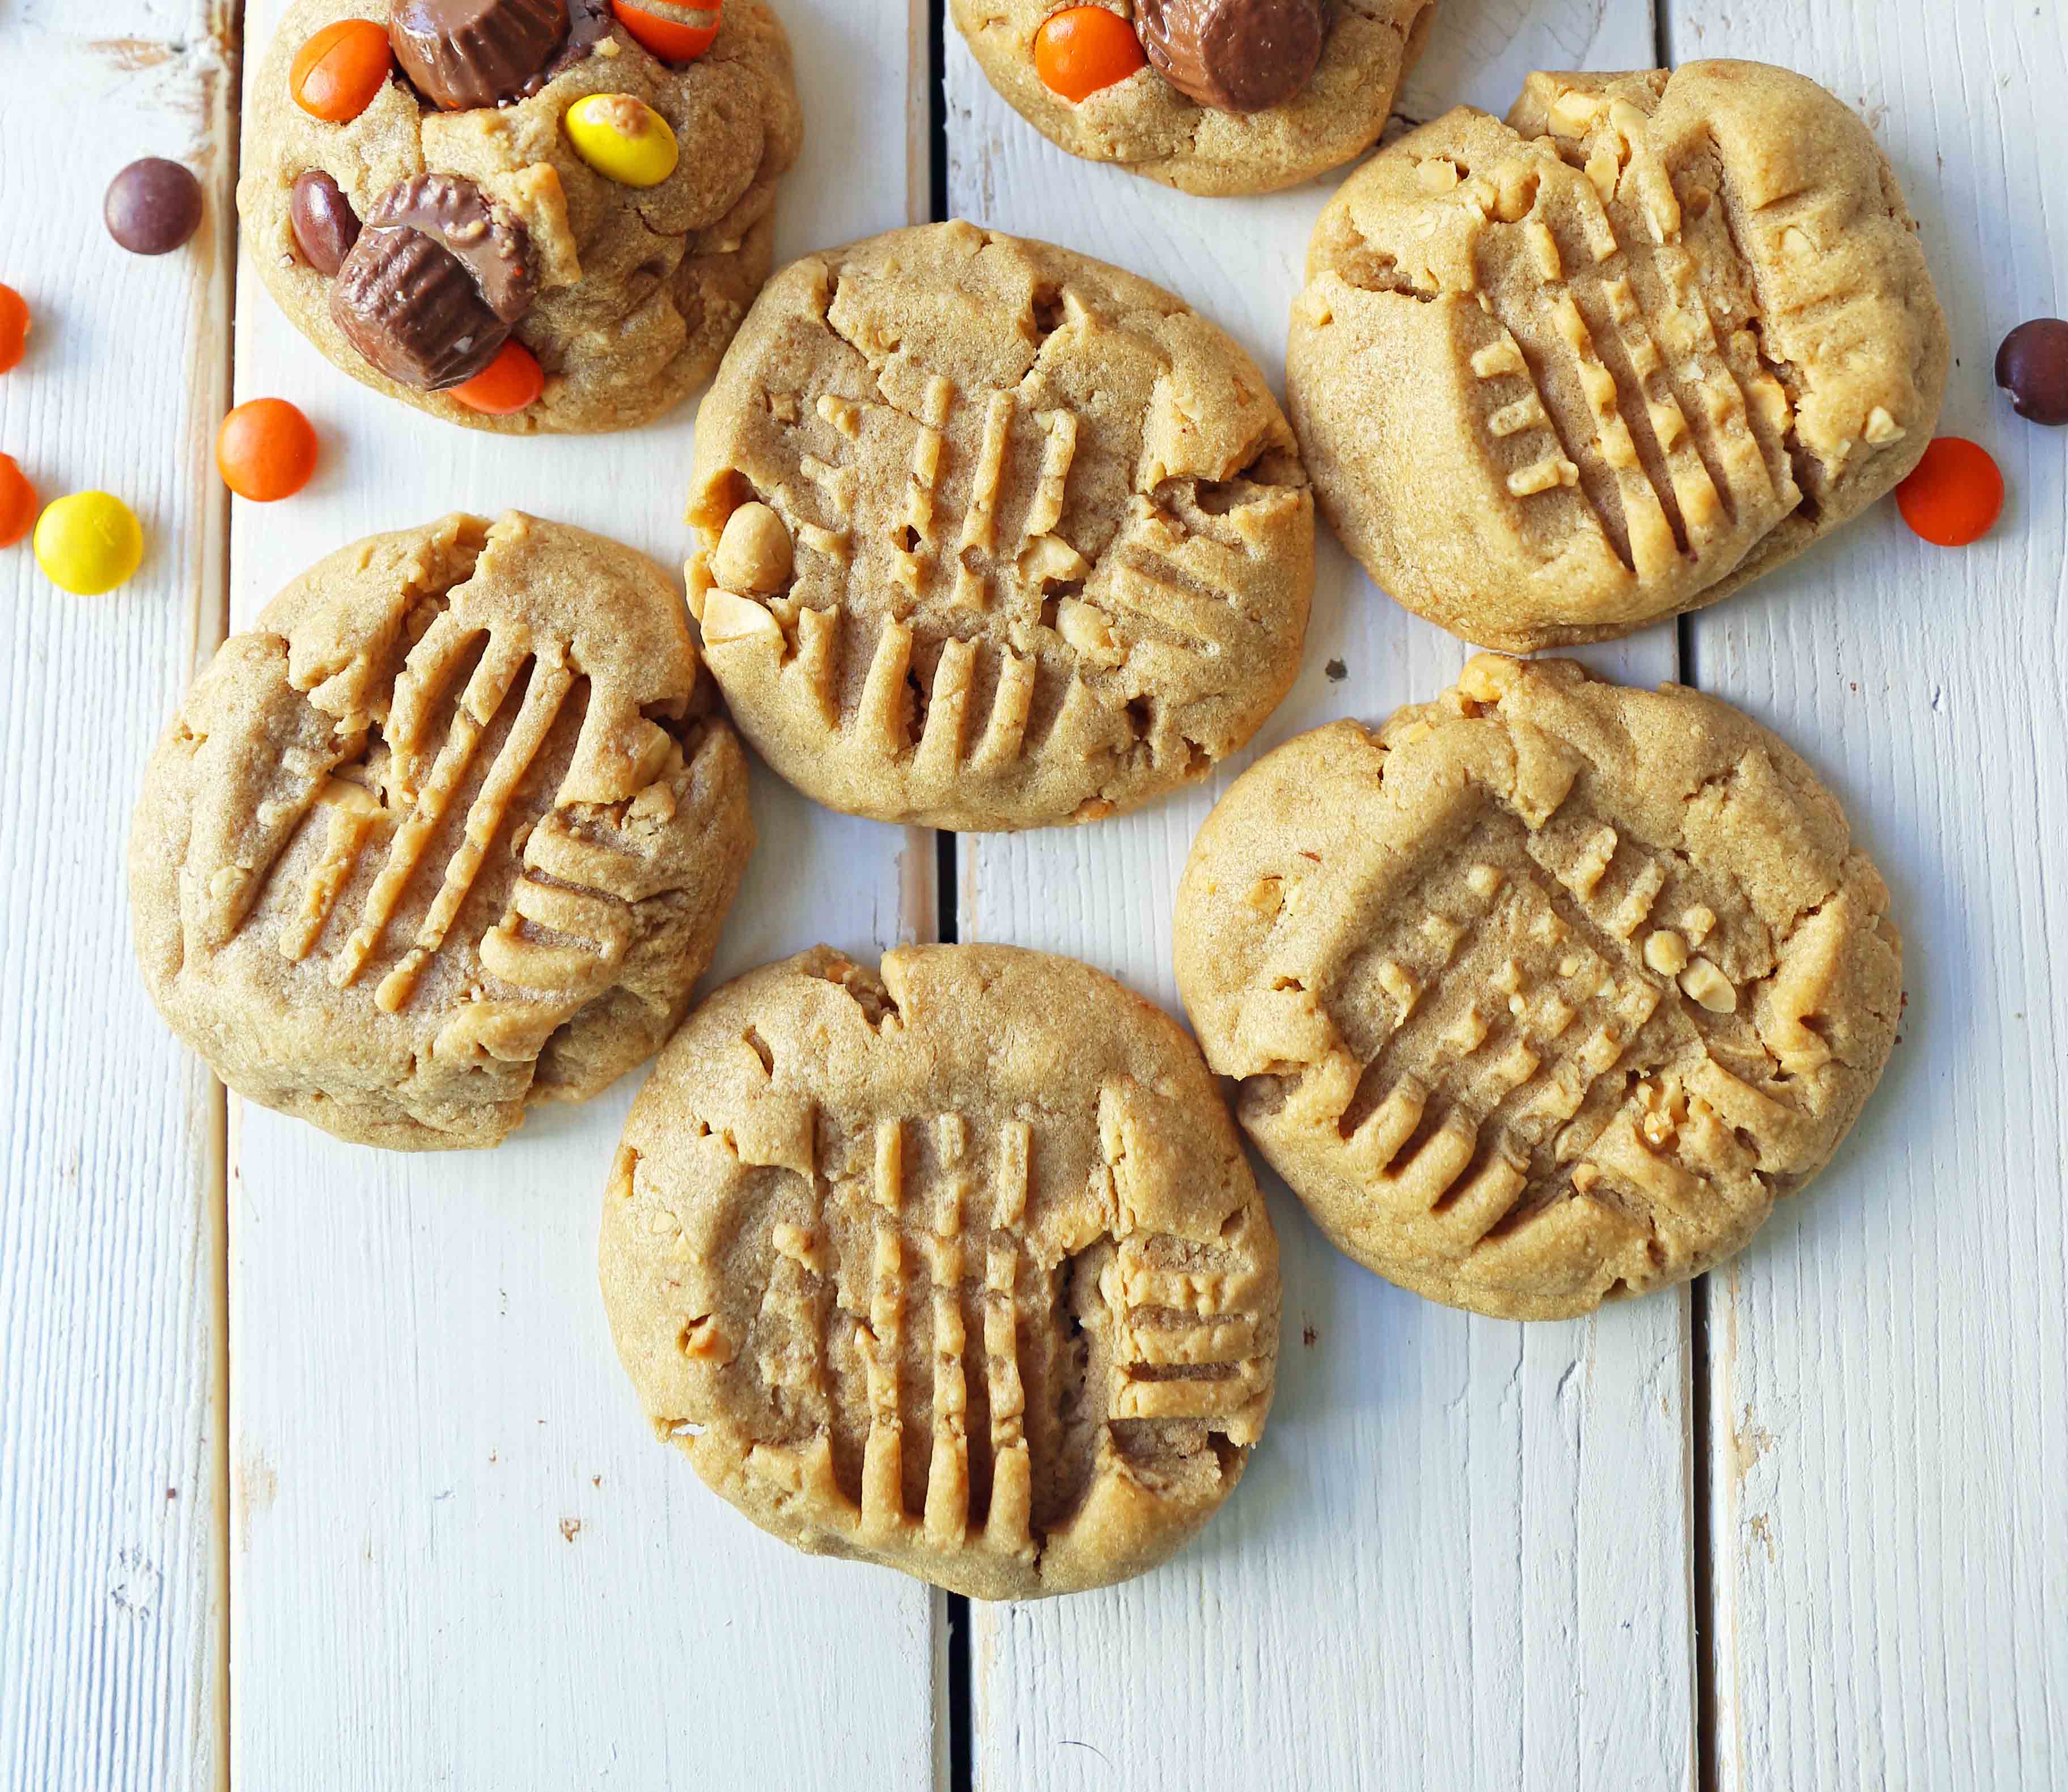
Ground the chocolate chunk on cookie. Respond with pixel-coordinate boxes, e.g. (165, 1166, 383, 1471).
(389, 0, 569, 111)
(330, 172, 533, 388)
(1138, 0, 1324, 114)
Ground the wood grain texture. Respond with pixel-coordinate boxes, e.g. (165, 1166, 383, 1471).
(1667, 2, 2068, 1785)
(0, 5, 235, 1790)
(946, 3, 1698, 1785)
(224, 1, 942, 1784)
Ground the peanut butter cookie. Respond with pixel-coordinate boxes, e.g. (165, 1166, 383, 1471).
(953, 0, 1434, 196)
(1287, 61, 1950, 651)
(686, 222, 1314, 830)
(1175, 655, 1901, 1319)
(600, 944, 1279, 1596)
(130, 513, 753, 1149)
(240, 0, 800, 431)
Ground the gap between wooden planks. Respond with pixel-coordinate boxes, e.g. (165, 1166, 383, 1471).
(221, 0, 939, 1786)
(943, 1, 1699, 1788)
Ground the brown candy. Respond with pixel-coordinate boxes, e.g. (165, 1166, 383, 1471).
(388, 0, 569, 111)
(105, 158, 205, 256)
(329, 173, 535, 389)
(1996, 318, 2068, 427)
(1137, 0, 1324, 113)
(289, 172, 362, 278)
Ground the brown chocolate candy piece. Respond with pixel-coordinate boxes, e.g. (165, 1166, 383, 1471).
(1137, 0, 1324, 113)
(1996, 318, 2068, 427)
(105, 158, 205, 256)
(289, 172, 362, 277)
(388, 0, 568, 111)
(329, 173, 535, 389)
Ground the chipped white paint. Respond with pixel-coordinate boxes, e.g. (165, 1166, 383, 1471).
(0, 6, 234, 1790)
(222, 0, 939, 1786)
(946, 2, 1698, 1786)
(1670, 2, 2068, 1785)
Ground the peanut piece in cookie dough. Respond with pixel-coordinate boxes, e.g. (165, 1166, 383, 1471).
(710, 501, 791, 594)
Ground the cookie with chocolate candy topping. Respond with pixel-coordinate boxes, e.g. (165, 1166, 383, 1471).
(240, 0, 801, 431)
(953, 0, 1431, 196)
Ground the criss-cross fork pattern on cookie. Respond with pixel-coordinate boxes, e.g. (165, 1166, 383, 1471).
(686, 223, 1313, 830)
(603, 946, 1281, 1598)
(130, 513, 752, 1148)
(1289, 62, 1948, 651)
(1176, 655, 1901, 1319)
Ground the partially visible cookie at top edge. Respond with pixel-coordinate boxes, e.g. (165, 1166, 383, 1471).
(599, 942, 1281, 1599)
(1286, 59, 1950, 652)
(129, 511, 755, 1149)
(685, 220, 1315, 832)
(1173, 652, 1902, 1320)
(239, 0, 802, 434)
(952, 0, 1436, 197)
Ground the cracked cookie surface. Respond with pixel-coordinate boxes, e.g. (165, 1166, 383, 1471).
(600, 943, 1279, 1597)
(1287, 61, 1950, 651)
(240, 0, 801, 432)
(953, 0, 1434, 196)
(687, 222, 1314, 831)
(1174, 654, 1901, 1319)
(129, 512, 754, 1149)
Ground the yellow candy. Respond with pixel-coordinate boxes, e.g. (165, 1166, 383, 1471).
(563, 94, 679, 188)
(34, 491, 143, 595)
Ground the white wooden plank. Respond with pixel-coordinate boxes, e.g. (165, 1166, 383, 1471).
(0, 6, 233, 1790)
(224, 2, 942, 1784)
(1667, 2, 2068, 1783)
(947, 5, 1698, 1786)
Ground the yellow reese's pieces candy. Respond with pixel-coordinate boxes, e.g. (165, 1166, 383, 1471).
(563, 94, 679, 188)
(35, 491, 144, 594)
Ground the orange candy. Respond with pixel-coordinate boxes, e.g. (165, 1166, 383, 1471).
(0, 284, 27, 374)
(0, 455, 35, 547)
(1896, 436, 2003, 547)
(291, 19, 394, 122)
(613, 0, 721, 62)
(215, 398, 319, 502)
(1034, 6, 1146, 102)
(450, 339, 544, 415)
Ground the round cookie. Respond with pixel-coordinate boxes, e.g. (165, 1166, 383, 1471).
(952, 0, 1435, 196)
(1174, 654, 1901, 1320)
(687, 221, 1314, 831)
(600, 943, 1279, 1598)
(129, 512, 754, 1149)
(1287, 61, 1950, 651)
(240, 0, 802, 432)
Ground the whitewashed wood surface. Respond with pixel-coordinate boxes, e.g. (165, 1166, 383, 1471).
(1, 6, 234, 1789)
(946, 2, 1703, 1787)
(1, 0, 2062, 1785)
(1665, 3, 2068, 1788)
